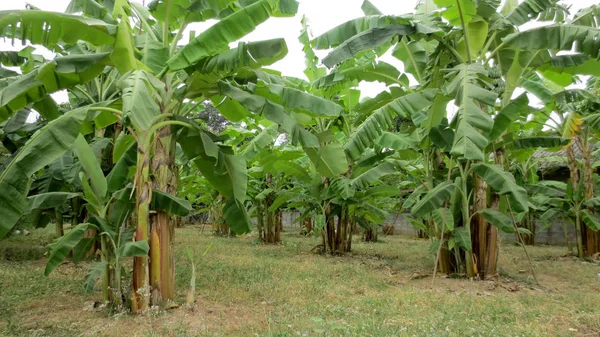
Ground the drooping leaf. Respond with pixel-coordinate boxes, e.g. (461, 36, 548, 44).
(350, 161, 397, 189)
(84, 261, 107, 294)
(581, 209, 600, 231)
(506, 0, 559, 26)
(363, 185, 400, 198)
(45, 223, 96, 275)
(118, 240, 150, 257)
(218, 81, 319, 147)
(432, 207, 454, 233)
(471, 163, 529, 212)
(478, 209, 515, 233)
(411, 181, 455, 218)
(222, 198, 252, 234)
(257, 83, 342, 118)
(503, 25, 600, 59)
(113, 133, 136, 163)
(451, 227, 471, 251)
(188, 38, 289, 75)
(513, 136, 570, 149)
(106, 142, 136, 192)
(240, 124, 279, 160)
(166, 0, 298, 70)
(26, 192, 80, 213)
(312, 16, 412, 49)
(313, 61, 408, 88)
(152, 190, 192, 216)
(322, 24, 415, 68)
(392, 38, 428, 82)
(0, 10, 115, 47)
(345, 90, 433, 160)
(525, 183, 565, 197)
(490, 93, 529, 140)
(0, 53, 109, 122)
(0, 106, 90, 239)
(377, 132, 418, 151)
(178, 127, 247, 203)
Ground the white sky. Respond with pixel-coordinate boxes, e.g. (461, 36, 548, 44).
(0, 0, 598, 103)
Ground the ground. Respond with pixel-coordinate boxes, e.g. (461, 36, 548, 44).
(1, 225, 599, 337)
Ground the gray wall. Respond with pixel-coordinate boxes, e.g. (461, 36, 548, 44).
(186, 211, 577, 246)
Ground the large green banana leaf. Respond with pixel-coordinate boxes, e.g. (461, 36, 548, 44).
(434, 0, 477, 26)
(305, 143, 348, 178)
(446, 64, 496, 161)
(350, 161, 397, 189)
(503, 25, 600, 58)
(0, 106, 91, 239)
(189, 39, 288, 74)
(345, 90, 433, 160)
(217, 81, 319, 147)
(411, 181, 455, 218)
(177, 126, 247, 203)
(313, 61, 408, 88)
(252, 83, 342, 118)
(222, 199, 252, 234)
(120, 70, 162, 131)
(322, 24, 415, 68)
(240, 124, 279, 161)
(0, 10, 116, 47)
(166, 0, 298, 70)
(471, 163, 528, 213)
(25, 192, 81, 214)
(392, 38, 430, 83)
(0, 53, 110, 122)
(478, 209, 515, 233)
(489, 93, 529, 140)
(73, 135, 108, 200)
(513, 136, 570, 149)
(312, 16, 411, 49)
(506, 0, 559, 26)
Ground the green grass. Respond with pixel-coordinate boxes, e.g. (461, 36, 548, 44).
(1, 226, 600, 337)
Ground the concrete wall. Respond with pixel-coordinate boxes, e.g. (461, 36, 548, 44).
(186, 211, 577, 246)
(282, 213, 577, 246)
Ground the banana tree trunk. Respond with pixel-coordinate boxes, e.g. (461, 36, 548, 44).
(567, 137, 585, 257)
(257, 202, 265, 239)
(148, 126, 176, 305)
(132, 140, 151, 313)
(472, 172, 497, 279)
(54, 208, 64, 237)
(582, 138, 600, 255)
(363, 222, 378, 242)
(301, 217, 312, 235)
(262, 173, 280, 243)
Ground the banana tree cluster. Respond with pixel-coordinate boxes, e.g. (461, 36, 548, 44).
(293, 0, 600, 278)
(0, 0, 301, 312)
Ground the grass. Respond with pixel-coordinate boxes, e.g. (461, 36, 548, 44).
(1, 225, 600, 337)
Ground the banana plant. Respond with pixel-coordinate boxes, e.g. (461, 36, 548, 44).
(0, 0, 301, 312)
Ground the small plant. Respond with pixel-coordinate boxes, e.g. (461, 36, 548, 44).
(185, 243, 212, 307)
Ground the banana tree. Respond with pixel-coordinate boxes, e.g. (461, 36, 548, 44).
(0, 0, 301, 312)
(306, 0, 588, 278)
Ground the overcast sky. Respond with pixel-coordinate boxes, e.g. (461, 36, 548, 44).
(1, 0, 597, 101)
